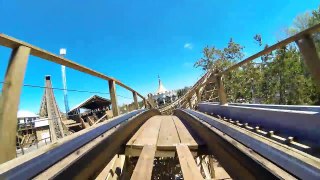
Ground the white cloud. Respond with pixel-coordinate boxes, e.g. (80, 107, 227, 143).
(184, 43, 193, 49)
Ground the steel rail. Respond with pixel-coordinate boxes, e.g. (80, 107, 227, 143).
(0, 34, 146, 101)
(182, 109, 320, 179)
(0, 110, 145, 179)
(197, 102, 320, 150)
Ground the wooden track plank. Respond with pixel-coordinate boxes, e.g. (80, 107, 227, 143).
(132, 116, 162, 146)
(157, 116, 180, 149)
(131, 145, 156, 180)
(176, 144, 203, 180)
(126, 117, 150, 146)
(172, 116, 198, 148)
(95, 155, 117, 180)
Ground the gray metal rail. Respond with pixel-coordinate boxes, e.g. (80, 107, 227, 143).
(0, 110, 145, 180)
(182, 109, 320, 179)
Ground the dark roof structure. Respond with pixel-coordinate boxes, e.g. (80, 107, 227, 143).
(68, 95, 111, 115)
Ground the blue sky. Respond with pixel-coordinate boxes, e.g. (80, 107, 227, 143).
(0, 0, 319, 113)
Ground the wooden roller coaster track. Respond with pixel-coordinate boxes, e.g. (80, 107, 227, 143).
(0, 23, 320, 179)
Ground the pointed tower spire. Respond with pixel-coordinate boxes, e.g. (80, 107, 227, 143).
(156, 75, 167, 94)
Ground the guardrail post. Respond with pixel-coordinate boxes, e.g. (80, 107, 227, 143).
(188, 98, 192, 109)
(196, 88, 201, 102)
(0, 46, 30, 163)
(143, 99, 148, 109)
(133, 91, 139, 110)
(108, 80, 119, 117)
(216, 75, 228, 105)
(296, 35, 320, 85)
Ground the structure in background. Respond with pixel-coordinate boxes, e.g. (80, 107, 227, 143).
(60, 48, 70, 117)
(148, 76, 177, 107)
(68, 95, 112, 131)
(16, 111, 51, 156)
(39, 76, 70, 142)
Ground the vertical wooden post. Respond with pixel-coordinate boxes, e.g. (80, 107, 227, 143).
(133, 91, 139, 110)
(296, 35, 320, 85)
(196, 88, 201, 103)
(108, 80, 119, 117)
(216, 75, 228, 105)
(188, 98, 192, 109)
(0, 46, 30, 163)
(143, 99, 148, 109)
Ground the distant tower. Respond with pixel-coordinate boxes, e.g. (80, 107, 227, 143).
(157, 75, 167, 94)
(60, 48, 70, 117)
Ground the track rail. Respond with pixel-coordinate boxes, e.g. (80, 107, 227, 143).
(178, 109, 320, 179)
(0, 110, 158, 179)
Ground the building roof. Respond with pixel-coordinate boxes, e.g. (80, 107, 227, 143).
(68, 95, 111, 114)
(17, 110, 39, 118)
(34, 118, 49, 128)
(156, 79, 168, 94)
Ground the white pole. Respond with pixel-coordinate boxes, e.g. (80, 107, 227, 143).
(60, 48, 70, 117)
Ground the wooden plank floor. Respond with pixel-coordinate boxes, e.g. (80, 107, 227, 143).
(125, 115, 203, 157)
(176, 144, 204, 180)
(131, 145, 157, 180)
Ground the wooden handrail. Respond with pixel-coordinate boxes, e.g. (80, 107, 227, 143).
(220, 23, 320, 76)
(0, 34, 147, 102)
(159, 23, 320, 113)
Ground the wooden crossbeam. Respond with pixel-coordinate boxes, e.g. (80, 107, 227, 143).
(131, 145, 156, 180)
(176, 144, 203, 180)
(93, 113, 108, 125)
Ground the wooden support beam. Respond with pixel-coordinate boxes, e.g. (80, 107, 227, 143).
(108, 80, 119, 117)
(133, 91, 139, 110)
(93, 114, 108, 125)
(95, 155, 117, 180)
(176, 144, 203, 180)
(195, 88, 201, 103)
(107, 155, 126, 180)
(0, 46, 30, 164)
(79, 117, 89, 129)
(216, 75, 227, 105)
(201, 159, 212, 179)
(188, 98, 192, 109)
(143, 99, 148, 109)
(296, 34, 320, 85)
(131, 145, 156, 180)
(87, 116, 94, 126)
(125, 104, 129, 113)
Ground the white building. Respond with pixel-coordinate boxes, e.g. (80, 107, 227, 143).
(148, 77, 177, 107)
(17, 110, 50, 142)
(17, 110, 39, 125)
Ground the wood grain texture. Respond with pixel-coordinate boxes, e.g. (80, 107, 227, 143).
(131, 145, 156, 180)
(172, 116, 198, 148)
(132, 116, 162, 146)
(0, 46, 30, 163)
(157, 116, 180, 149)
(176, 144, 203, 180)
